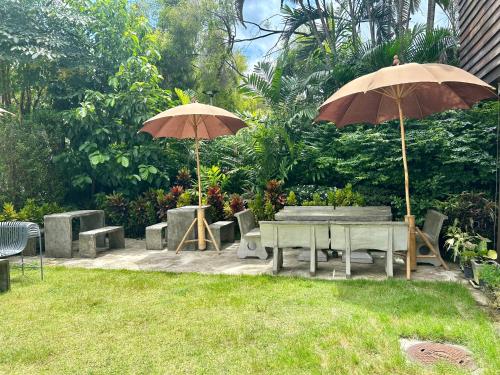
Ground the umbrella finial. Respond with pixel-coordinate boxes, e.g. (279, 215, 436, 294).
(392, 55, 400, 66)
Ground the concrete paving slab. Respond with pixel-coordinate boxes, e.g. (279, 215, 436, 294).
(16, 238, 462, 281)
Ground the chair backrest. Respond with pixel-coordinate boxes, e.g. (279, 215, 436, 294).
(330, 222, 408, 252)
(259, 221, 330, 249)
(0, 222, 30, 257)
(234, 209, 256, 236)
(422, 210, 448, 243)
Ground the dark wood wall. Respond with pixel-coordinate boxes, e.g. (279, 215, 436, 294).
(458, 0, 500, 84)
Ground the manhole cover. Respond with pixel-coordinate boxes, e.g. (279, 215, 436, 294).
(405, 341, 475, 370)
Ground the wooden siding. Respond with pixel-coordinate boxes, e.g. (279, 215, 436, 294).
(458, 0, 500, 84)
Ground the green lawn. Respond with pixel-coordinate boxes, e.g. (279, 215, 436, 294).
(1, 267, 498, 374)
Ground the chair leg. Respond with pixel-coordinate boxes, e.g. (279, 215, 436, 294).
(39, 236, 44, 280)
(386, 249, 393, 278)
(272, 246, 280, 275)
(21, 251, 24, 276)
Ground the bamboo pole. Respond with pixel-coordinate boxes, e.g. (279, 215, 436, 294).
(194, 117, 206, 251)
(397, 97, 417, 273)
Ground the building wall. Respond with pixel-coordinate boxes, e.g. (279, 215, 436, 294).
(458, 0, 500, 84)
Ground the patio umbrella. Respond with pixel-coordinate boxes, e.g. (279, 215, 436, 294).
(139, 102, 246, 253)
(316, 61, 496, 277)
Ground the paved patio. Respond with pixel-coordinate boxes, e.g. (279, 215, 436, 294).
(24, 238, 462, 281)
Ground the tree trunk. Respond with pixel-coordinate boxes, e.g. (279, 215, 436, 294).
(314, 0, 335, 54)
(298, 0, 330, 61)
(368, 3, 376, 45)
(427, 0, 436, 33)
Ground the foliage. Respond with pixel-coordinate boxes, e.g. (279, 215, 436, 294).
(444, 219, 491, 264)
(0, 116, 66, 206)
(249, 192, 266, 222)
(0, 200, 63, 225)
(479, 264, 500, 289)
(206, 185, 225, 221)
(436, 192, 496, 241)
(479, 263, 500, 309)
(175, 167, 192, 189)
(303, 193, 327, 206)
(286, 191, 297, 206)
(225, 194, 245, 219)
(176, 192, 193, 208)
(199, 165, 229, 192)
(128, 197, 157, 237)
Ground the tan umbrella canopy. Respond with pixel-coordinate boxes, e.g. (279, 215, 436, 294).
(139, 103, 247, 253)
(316, 62, 496, 277)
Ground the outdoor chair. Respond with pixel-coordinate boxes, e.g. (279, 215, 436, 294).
(234, 209, 268, 260)
(415, 209, 448, 267)
(0, 221, 43, 279)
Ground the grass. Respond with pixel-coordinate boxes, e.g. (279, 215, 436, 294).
(1, 267, 499, 374)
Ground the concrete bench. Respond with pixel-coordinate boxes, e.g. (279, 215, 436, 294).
(146, 222, 168, 250)
(0, 259, 10, 293)
(330, 221, 408, 278)
(260, 221, 330, 276)
(235, 209, 268, 260)
(207, 221, 235, 250)
(79, 226, 125, 258)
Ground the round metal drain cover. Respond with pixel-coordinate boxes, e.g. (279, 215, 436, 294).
(406, 342, 475, 369)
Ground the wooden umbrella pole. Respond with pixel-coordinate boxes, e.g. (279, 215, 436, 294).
(194, 120, 206, 251)
(397, 98, 417, 274)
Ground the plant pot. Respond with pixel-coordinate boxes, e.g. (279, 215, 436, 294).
(471, 258, 484, 284)
(463, 263, 473, 279)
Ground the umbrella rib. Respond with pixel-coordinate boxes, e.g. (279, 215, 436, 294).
(216, 116, 238, 134)
(444, 83, 471, 108)
(200, 115, 212, 139)
(414, 91, 424, 118)
(337, 93, 359, 126)
(374, 93, 384, 124)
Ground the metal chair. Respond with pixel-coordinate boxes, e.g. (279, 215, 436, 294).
(0, 222, 43, 279)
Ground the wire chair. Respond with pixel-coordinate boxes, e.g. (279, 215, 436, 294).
(0, 222, 43, 280)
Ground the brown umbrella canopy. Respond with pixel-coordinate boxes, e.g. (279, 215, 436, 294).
(316, 62, 496, 279)
(139, 102, 246, 139)
(316, 63, 495, 127)
(139, 103, 246, 253)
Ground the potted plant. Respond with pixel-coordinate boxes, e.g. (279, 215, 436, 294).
(444, 220, 481, 279)
(471, 237, 497, 285)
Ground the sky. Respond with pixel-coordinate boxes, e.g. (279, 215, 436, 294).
(235, 1, 449, 70)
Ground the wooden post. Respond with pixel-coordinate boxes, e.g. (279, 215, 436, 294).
(397, 97, 417, 272)
(194, 120, 206, 251)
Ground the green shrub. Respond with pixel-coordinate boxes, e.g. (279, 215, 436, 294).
(330, 184, 365, 206)
(303, 193, 326, 206)
(206, 185, 225, 221)
(176, 192, 193, 208)
(0, 200, 63, 225)
(286, 191, 297, 206)
(249, 192, 265, 221)
(480, 264, 500, 289)
(0, 203, 19, 221)
(436, 192, 495, 240)
(128, 197, 156, 238)
(224, 194, 245, 219)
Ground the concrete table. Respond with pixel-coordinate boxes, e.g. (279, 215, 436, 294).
(44, 210, 105, 258)
(275, 206, 393, 262)
(167, 205, 211, 251)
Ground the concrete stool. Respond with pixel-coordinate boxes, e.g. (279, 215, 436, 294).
(79, 226, 125, 258)
(146, 222, 168, 250)
(207, 221, 235, 250)
(0, 259, 10, 293)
